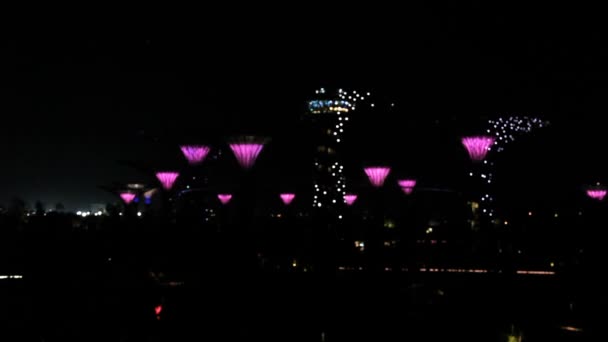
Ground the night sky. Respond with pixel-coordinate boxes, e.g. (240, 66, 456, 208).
(3, 6, 608, 210)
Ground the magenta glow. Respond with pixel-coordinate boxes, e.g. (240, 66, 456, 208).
(461, 136, 495, 161)
(229, 143, 265, 169)
(401, 187, 414, 195)
(280, 193, 295, 205)
(218, 194, 232, 205)
(587, 189, 607, 200)
(398, 179, 416, 195)
(155, 172, 179, 190)
(398, 179, 416, 188)
(344, 194, 358, 206)
(364, 167, 391, 187)
(180, 145, 211, 165)
(120, 192, 136, 204)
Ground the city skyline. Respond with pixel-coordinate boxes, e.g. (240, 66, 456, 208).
(3, 9, 608, 211)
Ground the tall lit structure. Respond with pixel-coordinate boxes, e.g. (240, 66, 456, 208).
(306, 88, 370, 212)
(473, 116, 549, 218)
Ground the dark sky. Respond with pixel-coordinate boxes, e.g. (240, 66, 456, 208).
(2, 5, 608, 210)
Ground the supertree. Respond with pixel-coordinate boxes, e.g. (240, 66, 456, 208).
(398, 179, 417, 195)
(343, 194, 358, 206)
(218, 194, 233, 205)
(180, 145, 211, 165)
(119, 192, 136, 204)
(228, 136, 268, 170)
(587, 189, 607, 201)
(470, 116, 549, 218)
(364, 167, 391, 188)
(461, 136, 496, 162)
(155, 172, 180, 191)
(307, 88, 374, 213)
(280, 193, 296, 205)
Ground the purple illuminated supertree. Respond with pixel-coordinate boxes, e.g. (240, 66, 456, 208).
(587, 185, 608, 201)
(461, 136, 496, 162)
(344, 194, 358, 206)
(218, 194, 233, 205)
(398, 179, 417, 195)
(280, 193, 295, 205)
(364, 167, 391, 187)
(120, 192, 136, 204)
(228, 136, 268, 169)
(180, 145, 211, 165)
(155, 172, 180, 190)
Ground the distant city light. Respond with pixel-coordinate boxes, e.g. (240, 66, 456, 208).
(119, 192, 136, 204)
(218, 194, 232, 205)
(280, 193, 296, 205)
(364, 167, 391, 187)
(180, 145, 211, 165)
(461, 136, 495, 161)
(156, 172, 179, 190)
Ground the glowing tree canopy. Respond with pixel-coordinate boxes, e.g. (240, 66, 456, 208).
(218, 194, 232, 205)
(398, 179, 417, 195)
(156, 172, 180, 190)
(344, 194, 358, 206)
(228, 136, 268, 169)
(587, 189, 607, 201)
(280, 193, 295, 205)
(364, 167, 391, 187)
(180, 145, 211, 165)
(120, 192, 136, 204)
(461, 136, 496, 161)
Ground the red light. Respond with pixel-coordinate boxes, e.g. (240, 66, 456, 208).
(154, 305, 162, 316)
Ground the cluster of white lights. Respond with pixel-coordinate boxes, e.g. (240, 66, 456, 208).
(76, 211, 104, 217)
(475, 116, 548, 218)
(487, 116, 548, 153)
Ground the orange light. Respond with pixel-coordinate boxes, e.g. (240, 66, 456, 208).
(561, 326, 583, 332)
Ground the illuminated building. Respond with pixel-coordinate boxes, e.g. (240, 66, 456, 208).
(306, 88, 370, 214)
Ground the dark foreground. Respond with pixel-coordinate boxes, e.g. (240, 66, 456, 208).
(0, 269, 600, 341)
